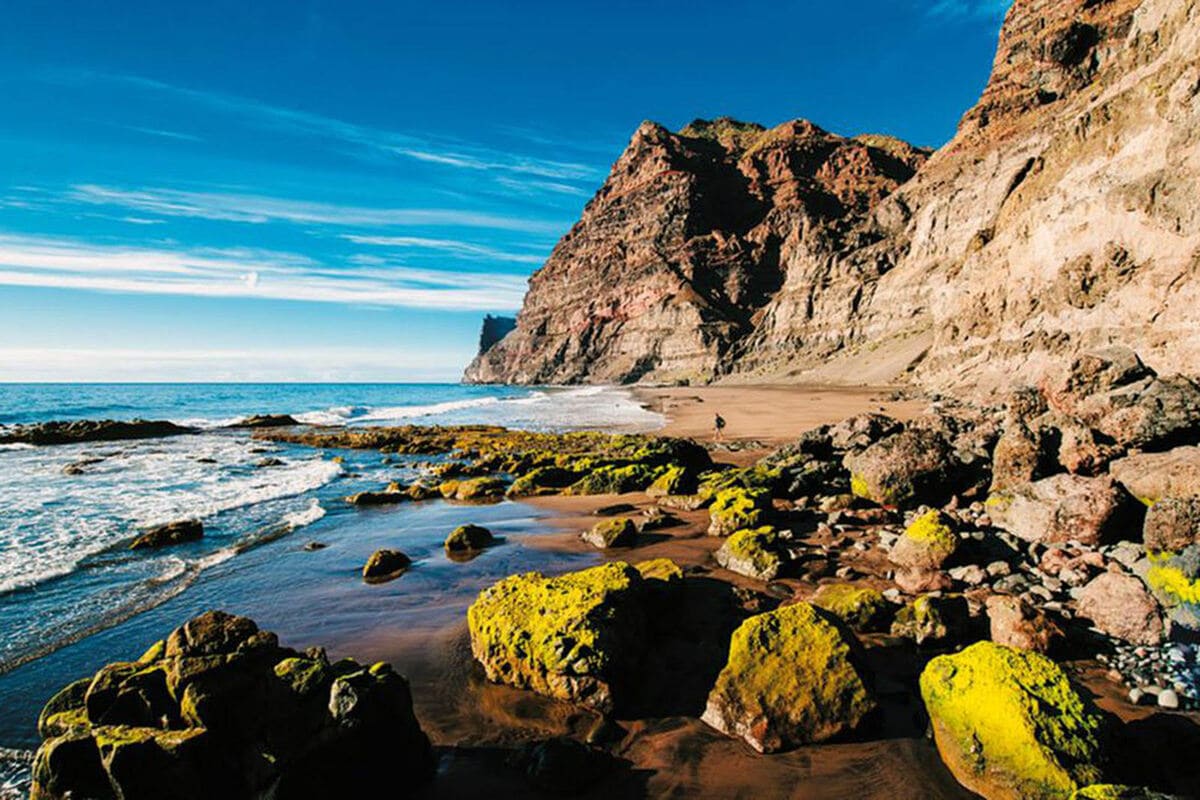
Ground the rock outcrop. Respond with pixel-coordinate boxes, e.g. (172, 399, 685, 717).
(30, 611, 434, 800)
(468, 0, 1200, 397)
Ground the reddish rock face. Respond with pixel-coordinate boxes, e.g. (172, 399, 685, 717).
(468, 0, 1200, 396)
(464, 118, 926, 385)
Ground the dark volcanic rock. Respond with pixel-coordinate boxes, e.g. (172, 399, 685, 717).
(362, 549, 411, 582)
(30, 611, 434, 800)
(231, 414, 300, 428)
(1, 419, 194, 446)
(129, 520, 203, 551)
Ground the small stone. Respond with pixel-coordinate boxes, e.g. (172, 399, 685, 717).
(1158, 688, 1180, 709)
(985, 561, 1012, 578)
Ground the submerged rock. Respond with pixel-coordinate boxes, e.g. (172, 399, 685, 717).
(444, 524, 495, 553)
(581, 518, 637, 549)
(0, 419, 194, 446)
(30, 611, 434, 800)
(701, 602, 875, 753)
(714, 527, 786, 581)
(920, 641, 1107, 800)
(467, 562, 648, 712)
(361, 549, 411, 582)
(129, 520, 203, 551)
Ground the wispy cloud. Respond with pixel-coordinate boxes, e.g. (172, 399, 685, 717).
(0, 233, 527, 310)
(924, 0, 1011, 20)
(48, 70, 600, 188)
(342, 234, 546, 265)
(123, 125, 204, 143)
(69, 184, 567, 234)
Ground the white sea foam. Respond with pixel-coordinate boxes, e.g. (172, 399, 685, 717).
(0, 435, 342, 595)
(281, 499, 326, 529)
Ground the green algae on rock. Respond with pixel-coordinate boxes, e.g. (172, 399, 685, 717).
(920, 641, 1108, 800)
(714, 526, 787, 581)
(444, 524, 495, 553)
(30, 610, 434, 800)
(466, 562, 649, 713)
(811, 583, 892, 631)
(707, 487, 773, 536)
(582, 517, 638, 549)
(440, 476, 508, 502)
(701, 602, 876, 753)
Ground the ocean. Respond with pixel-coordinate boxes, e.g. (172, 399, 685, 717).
(0, 383, 661, 795)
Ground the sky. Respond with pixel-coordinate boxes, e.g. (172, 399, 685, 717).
(0, 0, 1011, 382)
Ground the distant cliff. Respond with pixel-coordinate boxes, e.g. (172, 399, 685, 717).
(477, 315, 517, 356)
(467, 0, 1200, 396)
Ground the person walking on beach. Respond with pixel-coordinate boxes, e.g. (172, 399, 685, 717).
(714, 412, 726, 442)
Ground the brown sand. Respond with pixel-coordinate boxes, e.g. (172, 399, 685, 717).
(634, 384, 924, 464)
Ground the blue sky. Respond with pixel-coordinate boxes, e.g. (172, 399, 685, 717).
(0, 0, 1010, 381)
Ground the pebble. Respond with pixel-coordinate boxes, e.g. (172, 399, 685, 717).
(985, 560, 1011, 578)
(1158, 689, 1180, 710)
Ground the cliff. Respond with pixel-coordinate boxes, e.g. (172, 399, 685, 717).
(467, 0, 1200, 395)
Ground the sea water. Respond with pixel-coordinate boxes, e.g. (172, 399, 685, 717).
(0, 383, 661, 795)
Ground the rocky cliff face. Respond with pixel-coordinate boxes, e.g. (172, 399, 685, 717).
(467, 0, 1200, 395)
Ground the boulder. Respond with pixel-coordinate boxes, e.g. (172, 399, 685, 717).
(361, 549, 411, 582)
(891, 595, 969, 646)
(466, 562, 647, 712)
(646, 465, 696, 498)
(30, 611, 434, 800)
(1076, 573, 1163, 646)
(828, 413, 903, 452)
(985, 595, 1063, 654)
(890, 510, 958, 571)
(513, 737, 615, 795)
(566, 464, 659, 495)
(987, 474, 1141, 546)
(844, 429, 965, 508)
(701, 603, 876, 753)
(1055, 420, 1120, 476)
(1041, 347, 1153, 420)
(714, 527, 786, 581)
(1109, 446, 1200, 505)
(0, 418, 194, 446)
(444, 524, 495, 553)
(1142, 497, 1200, 552)
(707, 487, 773, 536)
(581, 518, 637, 549)
(810, 584, 891, 631)
(1096, 375, 1200, 452)
(129, 520, 203, 551)
(990, 422, 1055, 492)
(345, 489, 407, 506)
(920, 641, 1108, 800)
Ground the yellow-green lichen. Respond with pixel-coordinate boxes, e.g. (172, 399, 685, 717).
(466, 562, 646, 710)
(634, 558, 683, 583)
(708, 487, 772, 536)
(1145, 562, 1200, 605)
(702, 602, 875, 752)
(920, 641, 1107, 800)
(717, 527, 784, 579)
(811, 584, 890, 631)
(850, 473, 871, 500)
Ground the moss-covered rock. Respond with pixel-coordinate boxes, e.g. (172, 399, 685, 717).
(707, 487, 773, 536)
(581, 517, 638, 549)
(506, 466, 580, 498)
(30, 610, 434, 800)
(633, 558, 683, 583)
(891, 594, 970, 646)
(890, 510, 958, 571)
(567, 464, 660, 495)
(714, 527, 786, 581)
(362, 549, 411, 582)
(443, 476, 508, 502)
(646, 465, 696, 498)
(701, 602, 876, 753)
(811, 584, 891, 631)
(920, 641, 1108, 800)
(445, 524, 495, 553)
(1070, 786, 1183, 800)
(466, 563, 648, 712)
